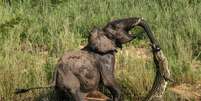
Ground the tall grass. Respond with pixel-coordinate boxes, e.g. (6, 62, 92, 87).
(0, 0, 201, 100)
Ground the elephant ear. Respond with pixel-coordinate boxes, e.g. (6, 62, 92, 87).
(88, 28, 116, 54)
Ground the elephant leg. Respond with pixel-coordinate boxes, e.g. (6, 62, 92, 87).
(63, 77, 86, 101)
(70, 89, 86, 101)
(57, 68, 85, 101)
(101, 72, 121, 101)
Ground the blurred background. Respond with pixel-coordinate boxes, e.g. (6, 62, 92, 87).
(0, 0, 201, 100)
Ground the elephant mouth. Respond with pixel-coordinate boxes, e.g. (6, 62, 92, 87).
(128, 31, 136, 38)
(128, 31, 134, 36)
(128, 31, 132, 35)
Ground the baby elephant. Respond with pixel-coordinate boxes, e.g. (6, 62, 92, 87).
(53, 17, 160, 101)
(15, 17, 160, 101)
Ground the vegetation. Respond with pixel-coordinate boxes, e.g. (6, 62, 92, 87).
(0, 0, 200, 100)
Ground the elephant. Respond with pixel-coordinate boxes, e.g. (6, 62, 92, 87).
(15, 17, 160, 101)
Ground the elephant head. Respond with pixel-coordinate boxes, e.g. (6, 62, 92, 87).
(86, 28, 117, 54)
(103, 17, 160, 51)
(85, 17, 160, 54)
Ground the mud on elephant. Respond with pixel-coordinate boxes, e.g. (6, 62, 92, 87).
(15, 17, 160, 101)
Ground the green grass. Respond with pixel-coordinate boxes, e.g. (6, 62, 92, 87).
(0, 0, 201, 100)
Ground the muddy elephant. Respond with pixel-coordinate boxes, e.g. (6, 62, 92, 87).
(15, 17, 160, 101)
